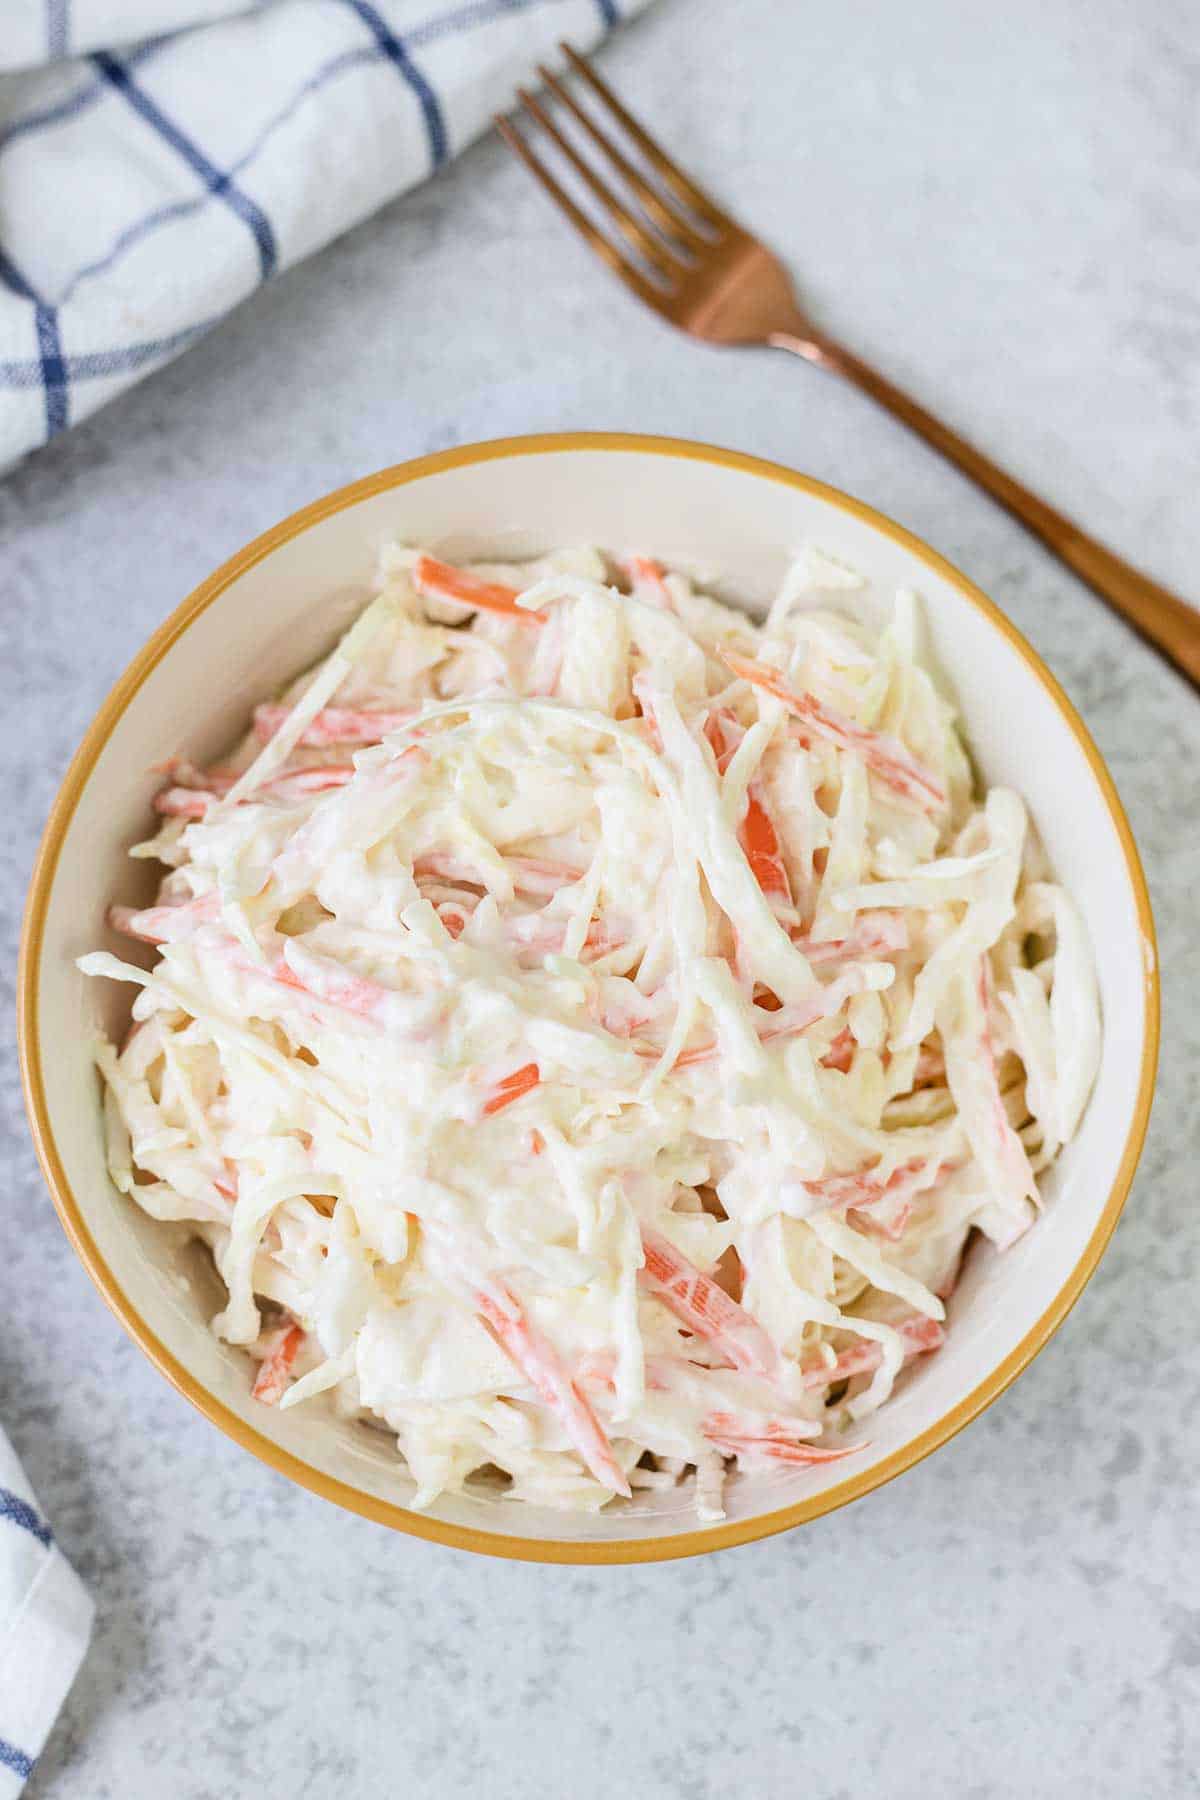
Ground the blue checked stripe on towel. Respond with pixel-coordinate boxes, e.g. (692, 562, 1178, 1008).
(0, 0, 652, 466)
(0, 1431, 94, 1799)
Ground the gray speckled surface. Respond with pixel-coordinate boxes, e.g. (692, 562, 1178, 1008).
(3, 1, 1198, 1794)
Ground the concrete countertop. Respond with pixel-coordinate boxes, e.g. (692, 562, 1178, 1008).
(2, 0, 1197, 1793)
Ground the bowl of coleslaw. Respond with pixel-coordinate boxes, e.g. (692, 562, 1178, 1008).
(20, 433, 1158, 1562)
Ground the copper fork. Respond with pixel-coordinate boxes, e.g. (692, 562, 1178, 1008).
(497, 44, 1199, 692)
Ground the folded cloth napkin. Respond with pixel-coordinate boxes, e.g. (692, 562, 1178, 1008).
(0, 0, 650, 467)
(0, 1429, 93, 1797)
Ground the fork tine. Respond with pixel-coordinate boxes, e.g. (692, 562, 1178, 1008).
(515, 88, 680, 280)
(536, 64, 709, 254)
(494, 117, 667, 308)
(559, 42, 729, 232)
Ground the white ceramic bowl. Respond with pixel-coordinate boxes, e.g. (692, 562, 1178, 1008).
(20, 434, 1158, 1563)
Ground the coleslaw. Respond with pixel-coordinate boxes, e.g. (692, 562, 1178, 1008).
(81, 540, 1101, 1519)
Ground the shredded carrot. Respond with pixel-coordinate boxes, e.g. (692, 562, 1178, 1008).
(253, 703, 416, 746)
(639, 1227, 778, 1377)
(154, 786, 214, 819)
(154, 763, 354, 819)
(108, 893, 219, 944)
(482, 1062, 541, 1116)
(820, 1027, 855, 1072)
(721, 648, 946, 811)
(251, 1322, 304, 1405)
(625, 554, 673, 609)
(413, 554, 540, 626)
(739, 791, 792, 901)
(475, 1283, 630, 1497)
(272, 945, 387, 1018)
(706, 710, 792, 903)
(800, 1316, 944, 1389)
(793, 911, 908, 965)
(703, 1420, 863, 1466)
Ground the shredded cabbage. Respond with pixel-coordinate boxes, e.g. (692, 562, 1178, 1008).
(82, 542, 1101, 1520)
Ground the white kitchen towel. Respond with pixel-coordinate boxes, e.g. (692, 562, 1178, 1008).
(0, 1429, 93, 1797)
(0, 0, 651, 466)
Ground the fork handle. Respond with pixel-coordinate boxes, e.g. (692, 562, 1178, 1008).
(773, 333, 1200, 691)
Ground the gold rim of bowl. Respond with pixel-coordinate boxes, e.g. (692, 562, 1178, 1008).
(17, 432, 1160, 1564)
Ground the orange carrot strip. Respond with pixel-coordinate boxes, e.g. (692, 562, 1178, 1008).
(503, 913, 625, 963)
(275, 942, 390, 1019)
(666, 969, 873, 1070)
(820, 1027, 855, 1072)
(798, 1162, 910, 1212)
(253, 703, 416, 746)
(482, 1062, 541, 1116)
(721, 649, 946, 811)
(108, 893, 220, 944)
(436, 900, 473, 938)
(705, 709, 791, 903)
(475, 1283, 631, 1497)
(413, 554, 540, 626)
(740, 790, 792, 902)
(800, 1315, 945, 1388)
(154, 785, 215, 819)
(414, 852, 584, 898)
(702, 709, 739, 773)
(213, 1162, 239, 1202)
(639, 1227, 778, 1377)
(792, 910, 908, 965)
(251, 1323, 304, 1405)
(703, 1425, 863, 1466)
(702, 1409, 863, 1464)
(154, 763, 354, 819)
(261, 766, 355, 801)
(800, 1158, 951, 1242)
(624, 554, 673, 608)
(848, 1200, 914, 1243)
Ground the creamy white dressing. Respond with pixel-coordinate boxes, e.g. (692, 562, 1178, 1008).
(82, 541, 1101, 1519)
